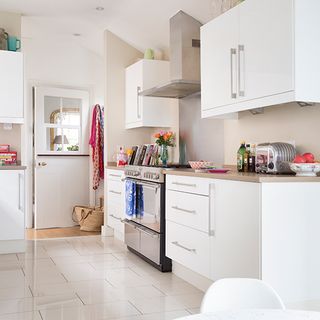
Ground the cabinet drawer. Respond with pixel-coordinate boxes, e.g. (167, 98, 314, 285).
(106, 169, 124, 182)
(107, 180, 124, 205)
(166, 221, 211, 278)
(166, 190, 209, 233)
(166, 175, 210, 196)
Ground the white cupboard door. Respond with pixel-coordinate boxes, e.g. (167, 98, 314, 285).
(239, 0, 294, 101)
(0, 171, 24, 240)
(210, 179, 260, 281)
(125, 62, 143, 126)
(0, 51, 23, 121)
(201, 7, 239, 111)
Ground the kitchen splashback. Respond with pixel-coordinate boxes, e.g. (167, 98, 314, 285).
(179, 95, 224, 164)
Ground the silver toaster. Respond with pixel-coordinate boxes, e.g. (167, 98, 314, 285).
(255, 142, 296, 174)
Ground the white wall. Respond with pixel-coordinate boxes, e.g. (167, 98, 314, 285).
(104, 30, 155, 162)
(22, 17, 105, 227)
(179, 95, 224, 164)
(0, 12, 22, 160)
(224, 103, 320, 164)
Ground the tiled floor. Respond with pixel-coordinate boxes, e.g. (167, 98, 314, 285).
(0, 235, 203, 320)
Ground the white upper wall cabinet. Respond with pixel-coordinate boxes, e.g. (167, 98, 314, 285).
(201, 0, 320, 118)
(125, 59, 178, 129)
(0, 51, 23, 123)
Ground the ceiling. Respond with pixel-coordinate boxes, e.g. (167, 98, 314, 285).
(0, 0, 216, 56)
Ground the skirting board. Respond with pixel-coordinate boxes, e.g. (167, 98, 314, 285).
(101, 225, 114, 237)
(0, 240, 26, 254)
(172, 261, 213, 293)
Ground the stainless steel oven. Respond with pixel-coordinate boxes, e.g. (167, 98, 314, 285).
(123, 165, 171, 272)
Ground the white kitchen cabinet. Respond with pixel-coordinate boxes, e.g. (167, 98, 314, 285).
(0, 170, 25, 253)
(106, 169, 125, 241)
(201, 0, 320, 118)
(166, 175, 259, 280)
(125, 59, 178, 129)
(0, 51, 23, 123)
(166, 173, 320, 306)
(201, 7, 239, 111)
(209, 179, 260, 280)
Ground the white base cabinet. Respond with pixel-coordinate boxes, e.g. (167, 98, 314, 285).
(0, 170, 25, 253)
(201, 0, 320, 118)
(166, 173, 320, 305)
(105, 169, 125, 241)
(125, 59, 178, 129)
(0, 51, 23, 123)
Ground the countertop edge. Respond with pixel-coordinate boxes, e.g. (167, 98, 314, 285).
(105, 165, 125, 171)
(164, 169, 320, 183)
(0, 166, 27, 170)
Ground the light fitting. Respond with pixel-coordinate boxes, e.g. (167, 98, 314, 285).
(95, 6, 104, 11)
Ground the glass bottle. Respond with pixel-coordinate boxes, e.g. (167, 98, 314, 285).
(248, 144, 256, 172)
(237, 141, 246, 172)
(244, 144, 250, 172)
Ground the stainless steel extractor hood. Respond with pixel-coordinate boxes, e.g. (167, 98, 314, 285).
(139, 11, 202, 99)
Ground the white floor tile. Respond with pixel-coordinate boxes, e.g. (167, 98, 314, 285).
(40, 301, 140, 320)
(0, 285, 32, 300)
(78, 285, 164, 305)
(117, 310, 192, 320)
(104, 268, 153, 288)
(59, 263, 105, 282)
(186, 308, 200, 315)
(0, 235, 206, 319)
(0, 269, 26, 289)
(52, 253, 118, 267)
(129, 296, 187, 314)
(0, 311, 42, 320)
(152, 281, 202, 296)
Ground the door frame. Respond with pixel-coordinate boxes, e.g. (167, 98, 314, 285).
(24, 83, 95, 229)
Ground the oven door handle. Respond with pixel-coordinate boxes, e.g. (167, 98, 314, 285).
(121, 219, 160, 239)
(125, 178, 161, 189)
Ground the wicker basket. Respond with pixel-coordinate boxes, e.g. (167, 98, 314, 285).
(72, 206, 104, 232)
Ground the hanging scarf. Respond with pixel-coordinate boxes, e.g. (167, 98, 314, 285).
(89, 104, 104, 190)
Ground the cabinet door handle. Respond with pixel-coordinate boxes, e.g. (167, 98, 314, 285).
(137, 86, 141, 119)
(109, 190, 121, 195)
(110, 214, 121, 221)
(171, 206, 196, 214)
(18, 173, 24, 211)
(230, 48, 237, 99)
(209, 183, 215, 236)
(172, 241, 196, 253)
(172, 182, 196, 188)
(238, 45, 245, 97)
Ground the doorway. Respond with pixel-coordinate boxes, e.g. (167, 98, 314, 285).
(33, 86, 91, 230)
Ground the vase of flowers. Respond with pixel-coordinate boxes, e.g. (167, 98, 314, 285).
(154, 130, 175, 167)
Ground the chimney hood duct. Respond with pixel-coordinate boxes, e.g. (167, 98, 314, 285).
(139, 11, 202, 99)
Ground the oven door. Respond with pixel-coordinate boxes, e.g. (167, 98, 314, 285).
(126, 179, 162, 233)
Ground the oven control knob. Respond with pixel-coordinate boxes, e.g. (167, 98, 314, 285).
(268, 162, 274, 170)
(153, 173, 160, 180)
(134, 171, 140, 177)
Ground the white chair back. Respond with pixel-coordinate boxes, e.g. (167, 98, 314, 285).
(200, 278, 285, 313)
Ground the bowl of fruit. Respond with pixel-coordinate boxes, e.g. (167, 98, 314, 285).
(290, 153, 320, 177)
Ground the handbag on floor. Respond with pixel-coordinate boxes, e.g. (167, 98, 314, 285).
(72, 205, 104, 232)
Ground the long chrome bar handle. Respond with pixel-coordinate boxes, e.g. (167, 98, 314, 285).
(209, 183, 215, 236)
(172, 241, 196, 253)
(171, 206, 196, 214)
(230, 48, 237, 99)
(238, 45, 245, 97)
(137, 86, 141, 119)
